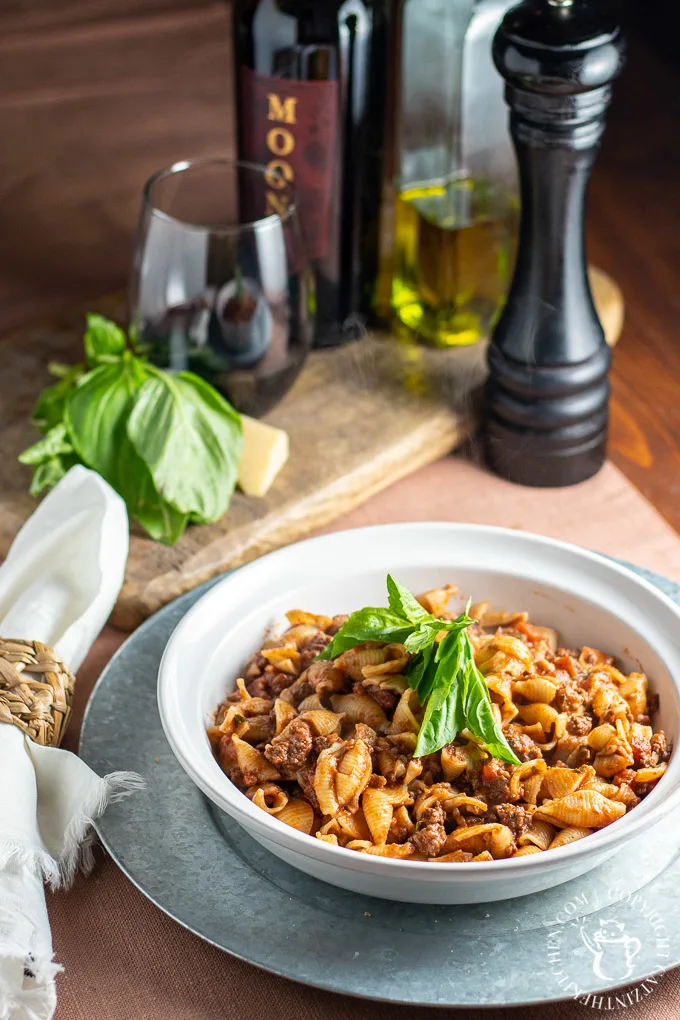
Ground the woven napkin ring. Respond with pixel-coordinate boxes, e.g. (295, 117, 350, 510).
(0, 638, 75, 748)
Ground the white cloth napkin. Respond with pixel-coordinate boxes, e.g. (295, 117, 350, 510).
(0, 466, 140, 1020)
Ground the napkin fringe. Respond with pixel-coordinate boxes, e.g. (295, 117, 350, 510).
(57, 771, 146, 889)
(0, 772, 145, 891)
(0, 955, 60, 1020)
(0, 846, 60, 889)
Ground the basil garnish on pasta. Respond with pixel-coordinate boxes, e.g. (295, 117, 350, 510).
(318, 575, 520, 765)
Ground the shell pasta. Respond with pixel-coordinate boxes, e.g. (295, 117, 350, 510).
(208, 590, 670, 862)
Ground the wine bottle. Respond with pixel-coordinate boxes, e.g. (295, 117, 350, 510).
(232, 0, 391, 347)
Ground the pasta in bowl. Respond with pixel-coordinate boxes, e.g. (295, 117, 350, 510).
(208, 584, 670, 865)
(157, 523, 680, 903)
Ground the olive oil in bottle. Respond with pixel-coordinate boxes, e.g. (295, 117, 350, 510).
(391, 176, 516, 348)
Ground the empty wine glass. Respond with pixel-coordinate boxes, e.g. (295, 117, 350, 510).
(129, 158, 313, 417)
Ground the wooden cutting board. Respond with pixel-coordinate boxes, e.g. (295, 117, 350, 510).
(0, 270, 623, 631)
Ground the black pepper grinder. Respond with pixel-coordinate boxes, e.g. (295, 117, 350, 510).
(484, 0, 626, 487)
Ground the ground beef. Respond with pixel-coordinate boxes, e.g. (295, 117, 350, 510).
(451, 808, 485, 828)
(246, 675, 271, 699)
(410, 822, 447, 857)
(361, 683, 398, 713)
(553, 680, 589, 714)
(264, 719, 313, 770)
(569, 744, 595, 767)
(388, 811, 412, 843)
(555, 648, 579, 660)
(420, 803, 446, 827)
(245, 652, 268, 678)
(286, 678, 315, 705)
(647, 693, 660, 715)
(566, 714, 592, 736)
(354, 723, 378, 749)
(504, 723, 543, 764)
(312, 734, 342, 754)
(244, 712, 275, 746)
(269, 672, 296, 697)
(612, 768, 636, 787)
(599, 706, 633, 729)
(418, 752, 443, 785)
(488, 803, 532, 837)
(306, 661, 346, 693)
(473, 759, 514, 804)
(298, 632, 333, 670)
(630, 734, 655, 768)
(651, 731, 670, 762)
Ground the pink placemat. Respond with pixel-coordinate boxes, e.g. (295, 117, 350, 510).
(51, 456, 680, 1020)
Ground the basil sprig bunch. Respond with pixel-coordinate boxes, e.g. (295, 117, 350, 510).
(19, 315, 242, 544)
(319, 575, 520, 764)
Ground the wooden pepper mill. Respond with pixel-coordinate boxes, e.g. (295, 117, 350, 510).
(484, 0, 626, 487)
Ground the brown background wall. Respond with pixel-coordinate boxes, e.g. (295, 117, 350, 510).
(0, 0, 669, 343)
(0, 0, 234, 336)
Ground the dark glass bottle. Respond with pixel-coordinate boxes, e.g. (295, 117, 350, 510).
(233, 0, 391, 346)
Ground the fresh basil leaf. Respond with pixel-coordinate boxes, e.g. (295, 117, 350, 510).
(84, 313, 127, 366)
(448, 645, 468, 739)
(439, 610, 475, 636)
(404, 625, 439, 655)
(412, 630, 469, 754)
(407, 643, 438, 702)
(407, 614, 471, 653)
(31, 365, 84, 432)
(434, 629, 465, 684)
(21, 314, 241, 545)
(461, 634, 520, 765)
(317, 607, 415, 661)
(405, 646, 428, 694)
(386, 574, 430, 624)
(126, 370, 242, 524)
(414, 689, 463, 757)
(129, 466, 189, 544)
(65, 357, 151, 491)
(27, 452, 80, 496)
(414, 666, 458, 757)
(18, 423, 74, 465)
(29, 458, 65, 495)
(65, 357, 189, 543)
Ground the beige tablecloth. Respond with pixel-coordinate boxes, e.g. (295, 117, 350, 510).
(51, 456, 680, 1020)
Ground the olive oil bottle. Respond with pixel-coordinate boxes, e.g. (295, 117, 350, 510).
(392, 176, 517, 347)
(384, 0, 520, 348)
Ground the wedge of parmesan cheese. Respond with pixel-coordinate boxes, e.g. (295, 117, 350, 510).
(238, 415, 290, 498)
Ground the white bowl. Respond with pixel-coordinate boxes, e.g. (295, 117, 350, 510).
(158, 523, 680, 904)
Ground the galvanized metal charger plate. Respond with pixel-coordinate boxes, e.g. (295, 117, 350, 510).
(80, 560, 680, 1008)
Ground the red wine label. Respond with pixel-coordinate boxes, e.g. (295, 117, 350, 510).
(240, 67, 338, 261)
